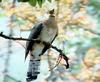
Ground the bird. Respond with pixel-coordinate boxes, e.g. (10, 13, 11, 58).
(25, 9, 58, 81)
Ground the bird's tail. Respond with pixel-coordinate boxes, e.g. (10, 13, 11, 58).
(26, 57, 40, 81)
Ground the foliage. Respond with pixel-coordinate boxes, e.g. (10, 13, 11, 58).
(18, 0, 51, 7)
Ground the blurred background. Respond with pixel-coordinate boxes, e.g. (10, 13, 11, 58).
(0, 0, 100, 82)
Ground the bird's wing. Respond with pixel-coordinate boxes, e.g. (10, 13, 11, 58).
(25, 23, 44, 60)
(40, 32, 58, 56)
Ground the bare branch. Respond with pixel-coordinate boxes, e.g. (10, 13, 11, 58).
(73, 24, 100, 36)
(0, 32, 69, 69)
(82, 28, 100, 36)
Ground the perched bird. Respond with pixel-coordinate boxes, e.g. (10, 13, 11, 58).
(25, 9, 58, 81)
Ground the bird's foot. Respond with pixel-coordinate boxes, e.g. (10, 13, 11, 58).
(26, 76, 37, 81)
(26, 72, 40, 81)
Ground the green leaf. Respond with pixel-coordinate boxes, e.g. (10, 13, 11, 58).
(29, 0, 37, 6)
(0, 0, 2, 2)
(37, 0, 43, 7)
(18, 0, 29, 2)
(48, 0, 51, 2)
(43, 0, 45, 3)
(22, 0, 29, 2)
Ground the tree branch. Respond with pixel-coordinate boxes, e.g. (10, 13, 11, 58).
(83, 28, 100, 36)
(0, 32, 69, 69)
(77, 24, 100, 36)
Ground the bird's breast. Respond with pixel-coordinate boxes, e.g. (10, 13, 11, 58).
(39, 26, 57, 43)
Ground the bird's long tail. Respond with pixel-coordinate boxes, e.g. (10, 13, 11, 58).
(26, 55, 40, 81)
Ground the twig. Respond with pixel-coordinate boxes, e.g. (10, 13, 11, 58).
(83, 28, 100, 36)
(51, 46, 69, 69)
(49, 55, 62, 71)
(68, 23, 100, 36)
(56, 0, 60, 21)
(0, 32, 69, 69)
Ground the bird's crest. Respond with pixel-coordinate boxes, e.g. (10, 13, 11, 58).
(49, 9, 54, 14)
(49, 9, 55, 17)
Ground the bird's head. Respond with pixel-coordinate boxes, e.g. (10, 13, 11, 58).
(44, 9, 57, 26)
(49, 9, 55, 17)
(47, 9, 56, 23)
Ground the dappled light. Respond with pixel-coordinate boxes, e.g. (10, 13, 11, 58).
(0, 0, 100, 82)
